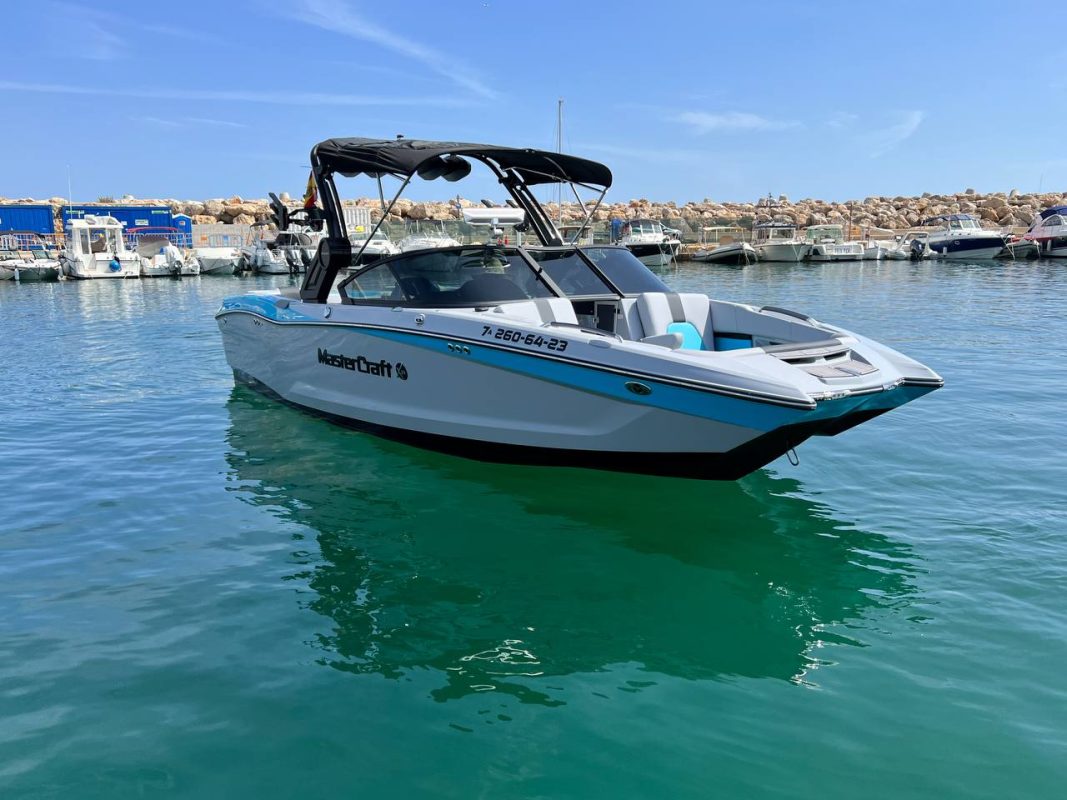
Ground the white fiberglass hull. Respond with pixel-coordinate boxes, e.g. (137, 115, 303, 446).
(809, 243, 865, 262)
(757, 242, 810, 262)
(216, 292, 942, 479)
(699, 242, 758, 265)
(61, 255, 140, 279)
(197, 249, 242, 275)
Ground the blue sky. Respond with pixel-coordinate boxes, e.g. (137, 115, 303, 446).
(2, 0, 1062, 204)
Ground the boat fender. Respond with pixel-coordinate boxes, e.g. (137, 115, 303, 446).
(109, 257, 121, 272)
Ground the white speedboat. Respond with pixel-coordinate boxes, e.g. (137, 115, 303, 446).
(196, 246, 243, 275)
(0, 233, 62, 281)
(753, 223, 810, 262)
(241, 225, 313, 275)
(399, 220, 461, 253)
(918, 214, 1005, 260)
(216, 137, 943, 480)
(349, 228, 400, 267)
(805, 225, 865, 261)
(617, 219, 681, 267)
(131, 229, 200, 277)
(60, 215, 140, 279)
(1023, 206, 1067, 257)
(692, 226, 757, 265)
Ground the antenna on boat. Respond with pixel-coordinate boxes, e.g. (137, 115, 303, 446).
(556, 98, 563, 226)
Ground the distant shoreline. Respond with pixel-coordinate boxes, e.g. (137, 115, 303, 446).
(2, 188, 1060, 233)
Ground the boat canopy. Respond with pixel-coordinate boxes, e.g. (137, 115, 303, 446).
(312, 138, 612, 188)
(754, 222, 796, 229)
(922, 213, 978, 225)
(1039, 205, 1067, 219)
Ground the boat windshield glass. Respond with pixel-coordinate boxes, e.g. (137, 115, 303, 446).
(581, 246, 671, 294)
(528, 248, 614, 296)
(948, 217, 979, 231)
(625, 221, 660, 236)
(341, 245, 554, 306)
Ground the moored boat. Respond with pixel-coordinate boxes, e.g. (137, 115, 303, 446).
(997, 236, 1039, 260)
(617, 219, 682, 267)
(216, 136, 943, 481)
(918, 214, 1005, 260)
(692, 226, 758, 265)
(1023, 206, 1067, 257)
(60, 215, 140, 279)
(753, 222, 810, 262)
(805, 225, 865, 261)
(0, 233, 62, 281)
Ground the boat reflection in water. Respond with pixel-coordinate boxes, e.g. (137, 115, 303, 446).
(225, 387, 919, 700)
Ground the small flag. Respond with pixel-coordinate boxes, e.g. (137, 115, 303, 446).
(302, 171, 317, 209)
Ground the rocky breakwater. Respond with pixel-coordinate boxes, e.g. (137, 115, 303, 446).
(3, 189, 1064, 233)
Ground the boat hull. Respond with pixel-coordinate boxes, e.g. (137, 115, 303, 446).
(926, 235, 1005, 260)
(216, 301, 939, 480)
(625, 242, 677, 267)
(1029, 235, 1067, 257)
(758, 242, 811, 262)
(701, 243, 757, 265)
(809, 244, 865, 262)
(199, 256, 241, 275)
(0, 263, 61, 282)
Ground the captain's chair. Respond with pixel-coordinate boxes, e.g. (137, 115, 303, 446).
(636, 292, 712, 350)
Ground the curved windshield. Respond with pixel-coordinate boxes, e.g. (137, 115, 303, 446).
(528, 249, 614, 296)
(342, 245, 555, 306)
(580, 246, 671, 294)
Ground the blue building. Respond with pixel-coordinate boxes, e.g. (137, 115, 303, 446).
(61, 205, 173, 232)
(0, 204, 56, 235)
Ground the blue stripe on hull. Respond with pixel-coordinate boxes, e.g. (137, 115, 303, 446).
(218, 298, 920, 436)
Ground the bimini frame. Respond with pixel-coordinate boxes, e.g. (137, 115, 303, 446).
(299, 138, 612, 303)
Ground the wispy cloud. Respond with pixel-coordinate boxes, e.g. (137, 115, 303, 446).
(55, 4, 123, 60)
(674, 111, 801, 134)
(0, 81, 473, 108)
(867, 110, 925, 157)
(826, 111, 859, 129)
(281, 0, 497, 99)
(132, 116, 250, 129)
(47, 2, 225, 57)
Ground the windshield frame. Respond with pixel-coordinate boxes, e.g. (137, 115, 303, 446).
(337, 244, 649, 307)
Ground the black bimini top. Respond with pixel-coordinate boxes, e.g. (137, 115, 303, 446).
(312, 138, 612, 188)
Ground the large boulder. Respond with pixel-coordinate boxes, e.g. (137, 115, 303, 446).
(231, 213, 256, 225)
(203, 200, 226, 218)
(406, 202, 430, 220)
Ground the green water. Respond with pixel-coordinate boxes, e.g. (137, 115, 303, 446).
(2, 261, 1065, 798)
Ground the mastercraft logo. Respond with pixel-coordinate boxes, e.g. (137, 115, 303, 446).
(316, 348, 407, 380)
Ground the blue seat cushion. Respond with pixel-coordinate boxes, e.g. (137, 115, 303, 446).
(666, 321, 705, 350)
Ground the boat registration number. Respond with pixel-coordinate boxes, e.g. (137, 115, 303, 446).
(481, 326, 569, 352)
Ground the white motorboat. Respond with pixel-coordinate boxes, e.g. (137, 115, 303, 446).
(617, 219, 681, 267)
(752, 223, 810, 262)
(196, 246, 243, 275)
(1023, 206, 1067, 257)
(60, 215, 140, 279)
(349, 227, 400, 267)
(216, 137, 943, 480)
(692, 226, 757, 265)
(0, 233, 62, 281)
(241, 224, 313, 275)
(131, 228, 200, 277)
(917, 214, 1005, 260)
(805, 225, 865, 261)
(399, 220, 461, 253)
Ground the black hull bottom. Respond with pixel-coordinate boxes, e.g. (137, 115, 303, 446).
(233, 370, 887, 480)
